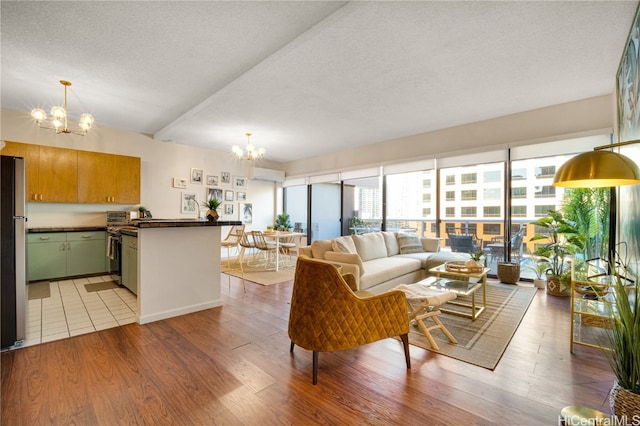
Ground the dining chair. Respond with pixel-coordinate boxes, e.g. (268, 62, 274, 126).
(251, 231, 277, 270)
(221, 224, 245, 268)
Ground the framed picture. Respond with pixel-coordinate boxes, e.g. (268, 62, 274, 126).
(190, 168, 203, 184)
(181, 192, 198, 214)
(225, 204, 234, 215)
(207, 188, 223, 202)
(172, 177, 187, 189)
(241, 203, 253, 224)
(225, 190, 234, 201)
(237, 191, 246, 201)
(206, 175, 218, 186)
(221, 171, 231, 184)
(233, 176, 248, 189)
(617, 4, 640, 142)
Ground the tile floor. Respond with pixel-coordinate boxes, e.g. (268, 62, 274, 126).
(24, 275, 137, 347)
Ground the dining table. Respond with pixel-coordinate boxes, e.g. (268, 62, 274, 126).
(263, 231, 306, 271)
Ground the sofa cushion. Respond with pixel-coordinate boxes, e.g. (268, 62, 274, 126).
(332, 236, 357, 254)
(397, 234, 424, 254)
(382, 231, 400, 256)
(311, 239, 334, 259)
(421, 237, 441, 252)
(324, 251, 365, 275)
(360, 257, 422, 289)
(353, 232, 388, 261)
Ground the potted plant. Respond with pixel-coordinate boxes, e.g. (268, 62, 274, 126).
(530, 210, 585, 296)
(523, 256, 549, 289)
(602, 271, 640, 419)
(201, 198, 221, 222)
(274, 212, 292, 231)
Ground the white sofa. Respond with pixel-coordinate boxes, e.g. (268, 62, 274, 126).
(298, 231, 468, 294)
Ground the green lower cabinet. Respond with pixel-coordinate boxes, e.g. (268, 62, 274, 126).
(27, 231, 107, 281)
(121, 235, 138, 295)
(27, 233, 67, 282)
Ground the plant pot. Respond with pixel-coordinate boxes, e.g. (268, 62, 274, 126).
(546, 276, 570, 297)
(497, 262, 520, 284)
(206, 209, 219, 222)
(533, 278, 546, 289)
(610, 381, 640, 419)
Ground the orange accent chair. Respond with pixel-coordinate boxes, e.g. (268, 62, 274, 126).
(288, 256, 411, 384)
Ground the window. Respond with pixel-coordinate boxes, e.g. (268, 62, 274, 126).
(484, 170, 501, 182)
(461, 207, 476, 217)
(483, 188, 501, 200)
(422, 193, 431, 202)
(445, 175, 455, 185)
(512, 187, 527, 198)
(511, 205, 527, 217)
(512, 168, 527, 180)
(535, 205, 555, 217)
(423, 178, 431, 188)
(535, 166, 556, 178)
(422, 207, 431, 216)
(535, 185, 556, 198)
(445, 191, 455, 201)
(483, 224, 501, 235)
(461, 173, 477, 184)
(445, 207, 455, 217)
(461, 190, 477, 200)
(483, 206, 500, 217)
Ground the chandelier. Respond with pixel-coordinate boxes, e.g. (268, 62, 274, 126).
(232, 132, 265, 160)
(31, 80, 94, 136)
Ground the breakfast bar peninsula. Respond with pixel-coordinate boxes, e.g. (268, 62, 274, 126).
(131, 219, 240, 324)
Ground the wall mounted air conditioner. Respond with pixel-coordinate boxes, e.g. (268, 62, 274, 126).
(249, 167, 285, 183)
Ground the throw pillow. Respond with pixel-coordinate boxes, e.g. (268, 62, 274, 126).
(382, 231, 400, 256)
(421, 237, 441, 252)
(310, 239, 333, 259)
(353, 232, 387, 261)
(324, 251, 366, 275)
(397, 234, 424, 254)
(332, 236, 357, 254)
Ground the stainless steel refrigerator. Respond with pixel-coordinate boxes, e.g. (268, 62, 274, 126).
(1, 155, 26, 349)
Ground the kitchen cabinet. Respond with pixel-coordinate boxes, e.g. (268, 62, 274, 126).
(3, 141, 139, 204)
(121, 234, 138, 295)
(2, 141, 77, 202)
(77, 152, 140, 204)
(27, 231, 107, 281)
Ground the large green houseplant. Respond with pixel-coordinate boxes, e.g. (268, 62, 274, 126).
(274, 212, 292, 231)
(603, 270, 640, 418)
(529, 210, 585, 296)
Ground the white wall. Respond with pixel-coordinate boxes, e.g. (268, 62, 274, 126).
(0, 108, 282, 229)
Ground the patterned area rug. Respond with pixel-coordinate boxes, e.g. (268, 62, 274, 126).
(221, 257, 296, 286)
(406, 281, 537, 370)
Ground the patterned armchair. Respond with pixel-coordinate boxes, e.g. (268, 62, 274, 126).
(288, 256, 411, 384)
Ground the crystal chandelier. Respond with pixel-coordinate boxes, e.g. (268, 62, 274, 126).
(31, 80, 94, 136)
(232, 132, 265, 160)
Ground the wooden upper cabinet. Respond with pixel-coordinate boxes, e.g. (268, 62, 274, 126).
(2, 141, 77, 202)
(114, 155, 140, 204)
(38, 146, 78, 202)
(4, 141, 140, 205)
(77, 151, 140, 204)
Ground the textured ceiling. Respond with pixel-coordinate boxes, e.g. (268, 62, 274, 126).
(1, 1, 637, 162)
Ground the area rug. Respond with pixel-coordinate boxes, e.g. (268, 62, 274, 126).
(221, 258, 296, 286)
(85, 281, 119, 292)
(28, 281, 51, 300)
(407, 282, 537, 370)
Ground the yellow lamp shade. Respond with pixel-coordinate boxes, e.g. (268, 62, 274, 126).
(553, 150, 640, 188)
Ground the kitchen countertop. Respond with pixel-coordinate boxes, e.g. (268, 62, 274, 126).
(28, 226, 107, 233)
(131, 219, 240, 228)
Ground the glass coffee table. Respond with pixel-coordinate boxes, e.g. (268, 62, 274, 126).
(425, 263, 490, 320)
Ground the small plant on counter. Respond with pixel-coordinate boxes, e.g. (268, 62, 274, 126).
(201, 198, 222, 211)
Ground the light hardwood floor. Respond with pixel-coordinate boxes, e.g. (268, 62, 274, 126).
(1, 274, 614, 425)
